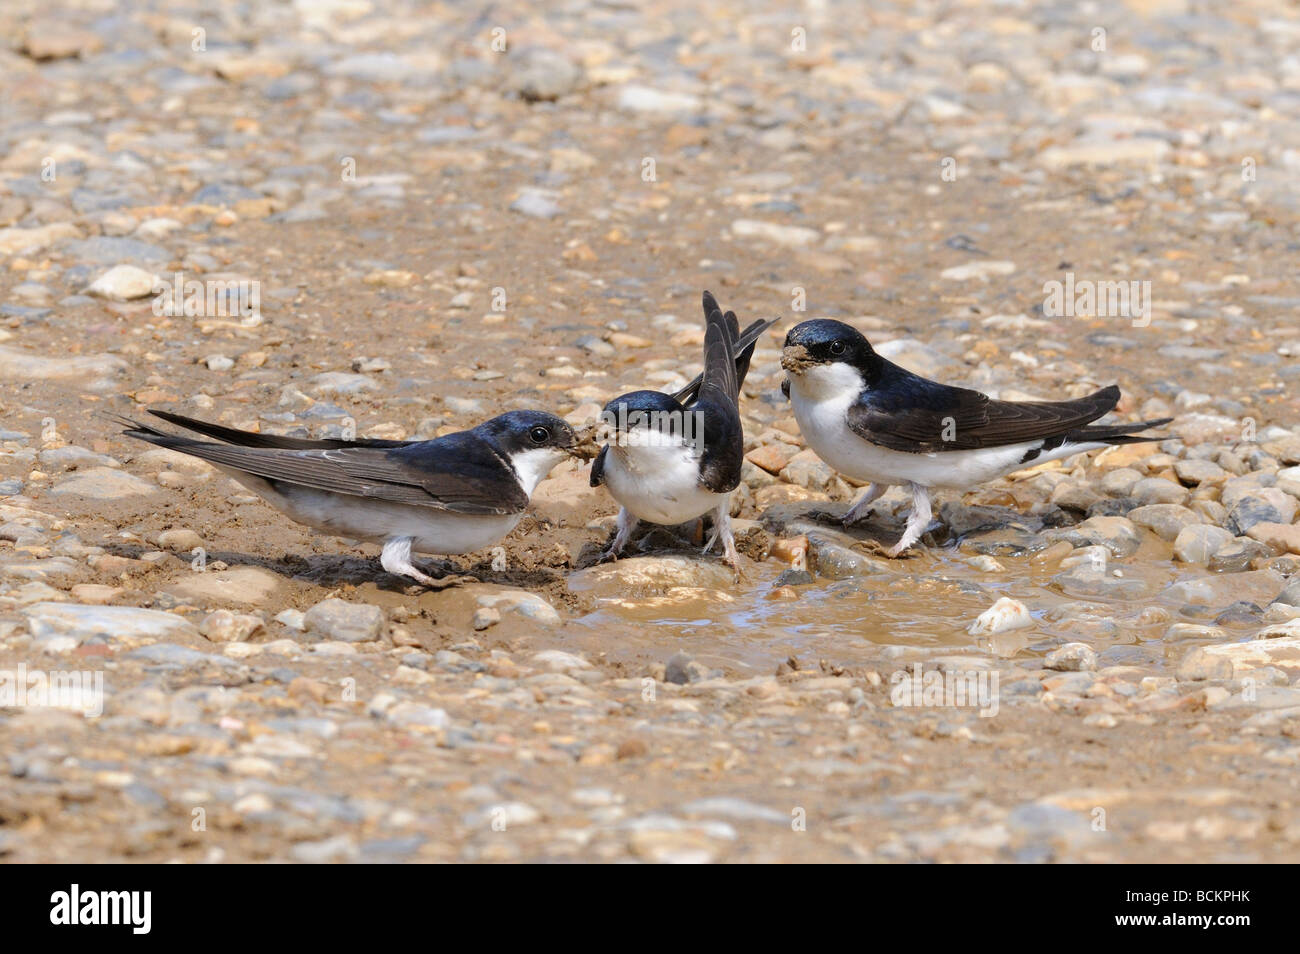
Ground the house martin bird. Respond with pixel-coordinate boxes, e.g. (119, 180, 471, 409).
(590, 291, 777, 573)
(780, 319, 1172, 556)
(122, 408, 589, 586)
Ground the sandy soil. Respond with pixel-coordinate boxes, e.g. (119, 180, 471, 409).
(1, 0, 1299, 862)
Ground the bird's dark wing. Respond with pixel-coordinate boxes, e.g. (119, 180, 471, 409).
(589, 443, 608, 487)
(694, 293, 745, 493)
(123, 421, 527, 514)
(148, 409, 411, 449)
(847, 361, 1120, 453)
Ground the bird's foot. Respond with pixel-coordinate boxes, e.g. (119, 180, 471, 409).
(882, 482, 932, 558)
(415, 572, 476, 591)
(804, 508, 842, 525)
(381, 537, 474, 590)
(841, 483, 891, 527)
(709, 503, 746, 583)
(841, 508, 874, 528)
(851, 538, 892, 558)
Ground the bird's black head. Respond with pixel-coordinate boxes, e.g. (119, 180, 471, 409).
(781, 319, 874, 374)
(476, 409, 579, 456)
(597, 390, 696, 447)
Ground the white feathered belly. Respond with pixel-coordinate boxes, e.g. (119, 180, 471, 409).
(223, 470, 521, 554)
(790, 382, 1103, 490)
(603, 444, 728, 526)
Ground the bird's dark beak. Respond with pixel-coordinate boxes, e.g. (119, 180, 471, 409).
(781, 344, 814, 374)
(569, 424, 602, 461)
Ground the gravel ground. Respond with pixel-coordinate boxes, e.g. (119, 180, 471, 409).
(2, 0, 1300, 863)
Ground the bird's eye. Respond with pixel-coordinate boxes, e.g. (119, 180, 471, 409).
(829, 340, 846, 355)
(529, 426, 550, 445)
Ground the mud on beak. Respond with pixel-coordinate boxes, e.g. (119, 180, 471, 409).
(568, 424, 603, 462)
(781, 344, 815, 374)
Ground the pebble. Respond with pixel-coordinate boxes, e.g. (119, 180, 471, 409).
(303, 599, 385, 643)
(1173, 525, 1235, 564)
(157, 528, 203, 551)
(509, 189, 562, 219)
(616, 85, 702, 114)
(198, 610, 265, 643)
(48, 468, 157, 500)
(476, 591, 562, 626)
(730, 220, 820, 248)
(568, 557, 736, 596)
(1049, 516, 1142, 558)
(1165, 569, 1286, 609)
(23, 602, 197, 651)
(472, 606, 501, 631)
(1045, 643, 1099, 672)
(1246, 522, 1300, 555)
(164, 567, 281, 608)
(1127, 504, 1201, 542)
(85, 265, 159, 301)
(968, 597, 1033, 636)
(22, 23, 105, 62)
(38, 446, 120, 470)
(1226, 490, 1298, 535)
(310, 372, 378, 396)
(1174, 459, 1228, 486)
(508, 49, 582, 102)
(665, 652, 713, 685)
(1130, 477, 1189, 506)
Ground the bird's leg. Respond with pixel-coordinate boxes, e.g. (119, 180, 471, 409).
(602, 507, 637, 561)
(842, 482, 891, 526)
(705, 500, 745, 581)
(887, 482, 932, 557)
(381, 536, 443, 587)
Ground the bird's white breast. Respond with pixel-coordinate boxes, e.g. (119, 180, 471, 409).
(602, 439, 726, 526)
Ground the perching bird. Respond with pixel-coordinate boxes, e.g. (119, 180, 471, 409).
(122, 408, 588, 586)
(590, 291, 776, 573)
(780, 319, 1171, 556)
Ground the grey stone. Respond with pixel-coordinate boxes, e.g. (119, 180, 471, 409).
(23, 602, 198, 649)
(61, 236, 171, 265)
(1128, 504, 1201, 542)
(1173, 525, 1235, 564)
(1044, 642, 1099, 672)
(665, 652, 712, 685)
(1226, 490, 1298, 535)
(48, 467, 156, 500)
(303, 598, 385, 642)
(1130, 477, 1188, 506)
(508, 48, 582, 102)
(1048, 516, 1142, 558)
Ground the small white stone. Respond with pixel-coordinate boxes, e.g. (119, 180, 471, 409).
(85, 264, 160, 301)
(968, 597, 1033, 635)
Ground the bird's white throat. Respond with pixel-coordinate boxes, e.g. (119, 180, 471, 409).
(508, 447, 567, 495)
(788, 361, 866, 404)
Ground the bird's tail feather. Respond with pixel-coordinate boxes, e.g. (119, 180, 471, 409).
(1070, 417, 1173, 445)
